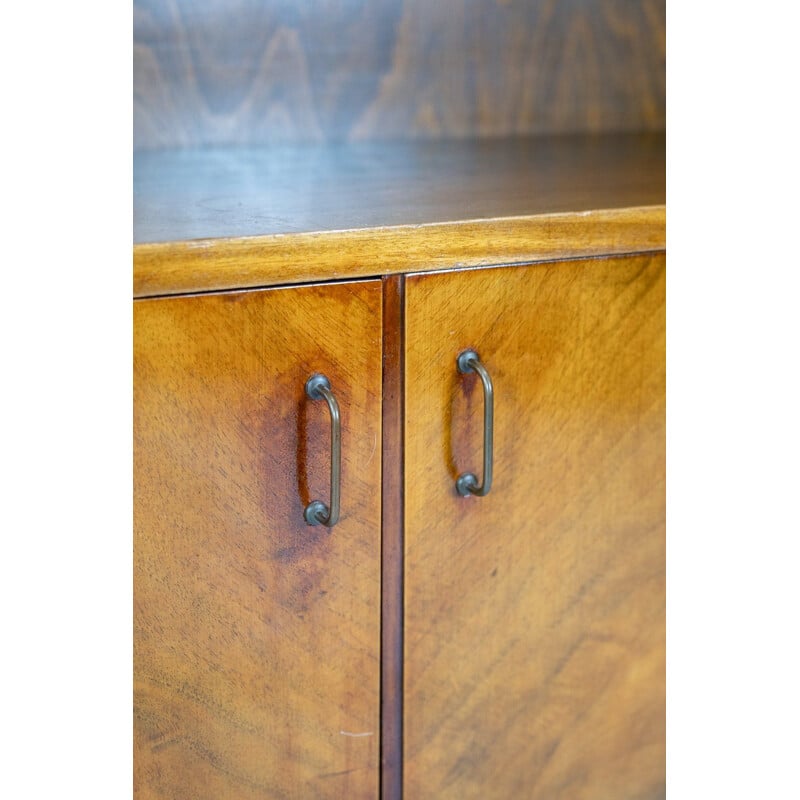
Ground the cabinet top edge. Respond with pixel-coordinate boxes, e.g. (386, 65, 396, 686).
(133, 134, 665, 298)
(133, 204, 666, 298)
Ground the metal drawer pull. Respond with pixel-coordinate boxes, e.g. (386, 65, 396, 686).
(304, 374, 341, 527)
(455, 350, 494, 497)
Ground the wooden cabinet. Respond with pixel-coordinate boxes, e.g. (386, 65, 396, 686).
(134, 281, 383, 798)
(134, 246, 665, 799)
(133, 5, 665, 792)
(404, 254, 665, 798)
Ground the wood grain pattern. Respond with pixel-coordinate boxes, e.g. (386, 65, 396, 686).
(380, 275, 405, 800)
(134, 134, 665, 245)
(133, 131, 665, 297)
(134, 0, 665, 150)
(134, 205, 665, 298)
(404, 253, 665, 798)
(134, 279, 383, 798)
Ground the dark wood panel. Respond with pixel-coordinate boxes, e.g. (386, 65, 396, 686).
(134, 0, 665, 149)
(134, 279, 383, 798)
(134, 133, 665, 244)
(380, 275, 405, 800)
(404, 253, 665, 798)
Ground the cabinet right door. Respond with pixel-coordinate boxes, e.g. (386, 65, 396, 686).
(404, 253, 665, 799)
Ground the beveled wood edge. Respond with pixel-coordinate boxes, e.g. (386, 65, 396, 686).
(133, 205, 666, 298)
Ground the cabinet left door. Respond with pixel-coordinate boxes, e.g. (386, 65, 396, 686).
(134, 279, 383, 799)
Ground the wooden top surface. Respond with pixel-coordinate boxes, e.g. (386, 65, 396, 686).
(133, 133, 665, 297)
(135, 133, 664, 243)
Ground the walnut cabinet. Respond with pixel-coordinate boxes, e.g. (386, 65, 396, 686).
(134, 136, 666, 799)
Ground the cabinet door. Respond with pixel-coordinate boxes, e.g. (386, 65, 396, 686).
(134, 280, 382, 799)
(404, 254, 665, 798)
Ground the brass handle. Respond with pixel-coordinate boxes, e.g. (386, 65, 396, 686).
(304, 374, 341, 527)
(455, 350, 494, 497)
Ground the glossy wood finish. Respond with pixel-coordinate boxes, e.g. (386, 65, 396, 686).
(403, 253, 666, 798)
(134, 279, 383, 799)
(135, 134, 664, 244)
(135, 206, 665, 299)
(380, 276, 405, 800)
(133, 133, 665, 297)
(134, 0, 664, 150)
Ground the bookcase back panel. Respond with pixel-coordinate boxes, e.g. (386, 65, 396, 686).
(134, 0, 665, 150)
